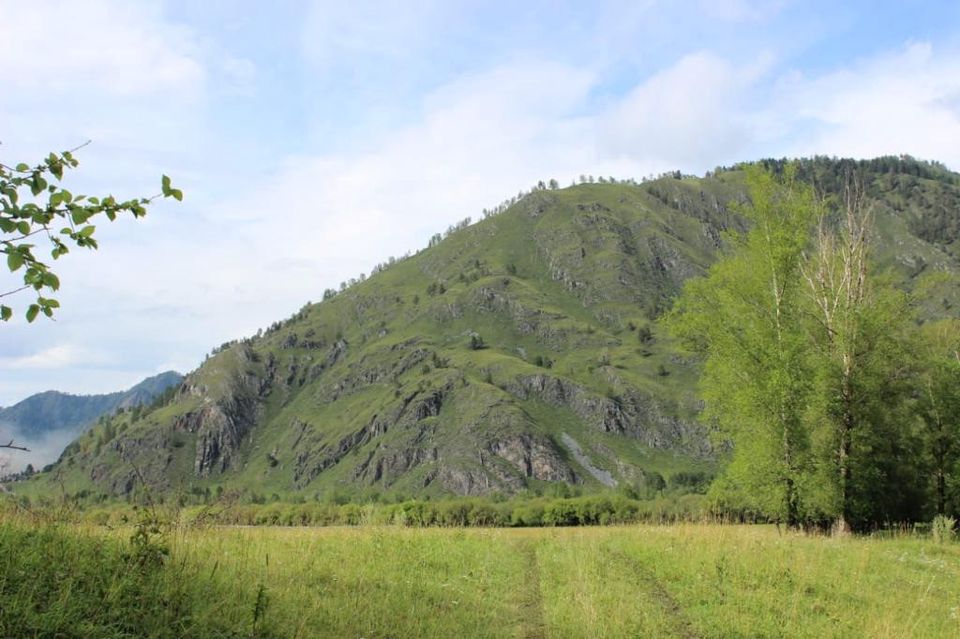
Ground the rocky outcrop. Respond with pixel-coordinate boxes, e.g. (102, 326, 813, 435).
(171, 350, 266, 477)
(292, 382, 453, 488)
(489, 433, 576, 483)
(504, 373, 709, 456)
(560, 433, 616, 487)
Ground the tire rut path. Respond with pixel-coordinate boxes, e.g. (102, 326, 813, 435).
(518, 540, 547, 639)
(606, 547, 701, 639)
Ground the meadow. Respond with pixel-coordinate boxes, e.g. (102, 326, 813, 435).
(2, 510, 959, 638)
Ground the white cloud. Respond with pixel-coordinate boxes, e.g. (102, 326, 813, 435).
(773, 42, 960, 169)
(300, 0, 450, 68)
(0, 1, 204, 99)
(695, 0, 789, 22)
(597, 51, 765, 168)
(204, 59, 654, 322)
(0, 344, 110, 371)
(2, 1, 960, 412)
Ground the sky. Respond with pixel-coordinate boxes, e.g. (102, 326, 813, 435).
(2, 0, 960, 407)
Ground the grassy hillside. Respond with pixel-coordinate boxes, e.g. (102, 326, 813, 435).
(15, 157, 960, 502)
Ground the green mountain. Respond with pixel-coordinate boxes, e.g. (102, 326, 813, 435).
(17, 157, 960, 501)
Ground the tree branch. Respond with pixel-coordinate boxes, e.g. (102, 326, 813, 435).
(0, 285, 31, 299)
(1, 440, 29, 451)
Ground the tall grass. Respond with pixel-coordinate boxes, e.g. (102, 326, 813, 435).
(0, 510, 257, 637)
(2, 509, 959, 637)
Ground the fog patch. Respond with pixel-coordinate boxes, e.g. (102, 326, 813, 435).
(0, 426, 81, 475)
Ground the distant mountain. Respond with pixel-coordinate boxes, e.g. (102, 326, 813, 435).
(1, 371, 184, 476)
(0, 371, 184, 440)
(18, 156, 960, 501)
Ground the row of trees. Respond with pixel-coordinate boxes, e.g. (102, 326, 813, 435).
(668, 165, 960, 531)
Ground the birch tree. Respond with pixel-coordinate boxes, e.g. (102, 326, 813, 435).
(668, 165, 819, 527)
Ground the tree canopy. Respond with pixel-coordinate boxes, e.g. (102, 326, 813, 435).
(667, 164, 959, 530)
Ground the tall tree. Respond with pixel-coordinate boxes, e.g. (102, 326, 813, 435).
(667, 165, 820, 527)
(917, 318, 960, 517)
(801, 177, 918, 531)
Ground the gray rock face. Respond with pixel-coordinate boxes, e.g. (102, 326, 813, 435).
(560, 433, 617, 487)
(170, 349, 266, 477)
(489, 433, 576, 483)
(175, 398, 258, 476)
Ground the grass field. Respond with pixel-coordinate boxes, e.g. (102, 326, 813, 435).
(2, 516, 959, 638)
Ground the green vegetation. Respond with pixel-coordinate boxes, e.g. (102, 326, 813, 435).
(669, 164, 960, 531)
(3, 156, 960, 636)
(2, 507, 958, 638)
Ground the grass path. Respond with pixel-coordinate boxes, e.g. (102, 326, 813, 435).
(604, 546, 701, 639)
(517, 540, 548, 639)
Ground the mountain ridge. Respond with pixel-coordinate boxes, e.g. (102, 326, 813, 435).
(0, 371, 184, 438)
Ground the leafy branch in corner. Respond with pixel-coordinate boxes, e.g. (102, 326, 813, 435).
(1, 141, 183, 322)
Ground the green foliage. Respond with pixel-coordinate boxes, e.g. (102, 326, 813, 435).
(5, 506, 960, 638)
(670, 164, 960, 530)
(127, 508, 171, 569)
(0, 145, 180, 322)
(667, 164, 820, 526)
(916, 319, 960, 517)
(0, 515, 260, 637)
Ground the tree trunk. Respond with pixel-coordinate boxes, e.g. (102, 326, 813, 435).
(836, 359, 854, 536)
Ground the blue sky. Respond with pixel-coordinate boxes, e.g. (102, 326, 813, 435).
(2, 0, 960, 416)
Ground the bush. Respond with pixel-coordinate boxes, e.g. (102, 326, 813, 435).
(511, 502, 545, 527)
(932, 515, 956, 543)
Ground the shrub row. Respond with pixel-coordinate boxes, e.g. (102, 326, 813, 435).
(162, 494, 719, 528)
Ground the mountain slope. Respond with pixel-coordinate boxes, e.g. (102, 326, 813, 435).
(19, 157, 960, 501)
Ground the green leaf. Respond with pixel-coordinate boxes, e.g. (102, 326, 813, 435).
(42, 272, 61, 290)
(170, 188, 183, 202)
(79, 225, 96, 238)
(25, 304, 39, 323)
(49, 156, 64, 180)
(70, 208, 92, 225)
(0, 305, 11, 321)
(161, 174, 172, 196)
(15, 163, 29, 172)
(7, 251, 24, 271)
